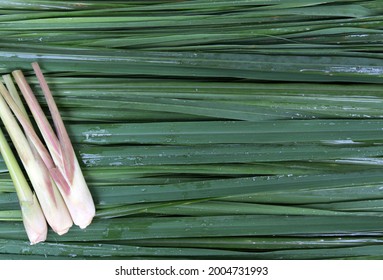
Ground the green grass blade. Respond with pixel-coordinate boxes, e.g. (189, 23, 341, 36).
(0, 49, 382, 83)
(1, 214, 383, 243)
(68, 120, 383, 145)
(125, 236, 383, 250)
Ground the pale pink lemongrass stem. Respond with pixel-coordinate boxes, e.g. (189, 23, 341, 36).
(0, 83, 73, 235)
(32, 62, 75, 181)
(12, 70, 62, 167)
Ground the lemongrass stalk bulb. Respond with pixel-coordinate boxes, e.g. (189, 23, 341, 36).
(20, 194, 48, 244)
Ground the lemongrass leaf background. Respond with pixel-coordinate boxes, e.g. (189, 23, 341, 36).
(0, 0, 383, 259)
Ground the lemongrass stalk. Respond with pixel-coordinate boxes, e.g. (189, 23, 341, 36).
(13, 65, 95, 229)
(0, 82, 73, 235)
(0, 127, 47, 244)
(31, 63, 75, 186)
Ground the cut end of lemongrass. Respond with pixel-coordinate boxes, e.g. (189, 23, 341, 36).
(70, 158, 96, 229)
(68, 158, 96, 229)
(20, 194, 48, 245)
(27, 162, 74, 235)
(50, 165, 95, 229)
(54, 227, 71, 236)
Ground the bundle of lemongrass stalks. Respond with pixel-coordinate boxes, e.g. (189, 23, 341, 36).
(0, 63, 95, 243)
(0, 0, 383, 259)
